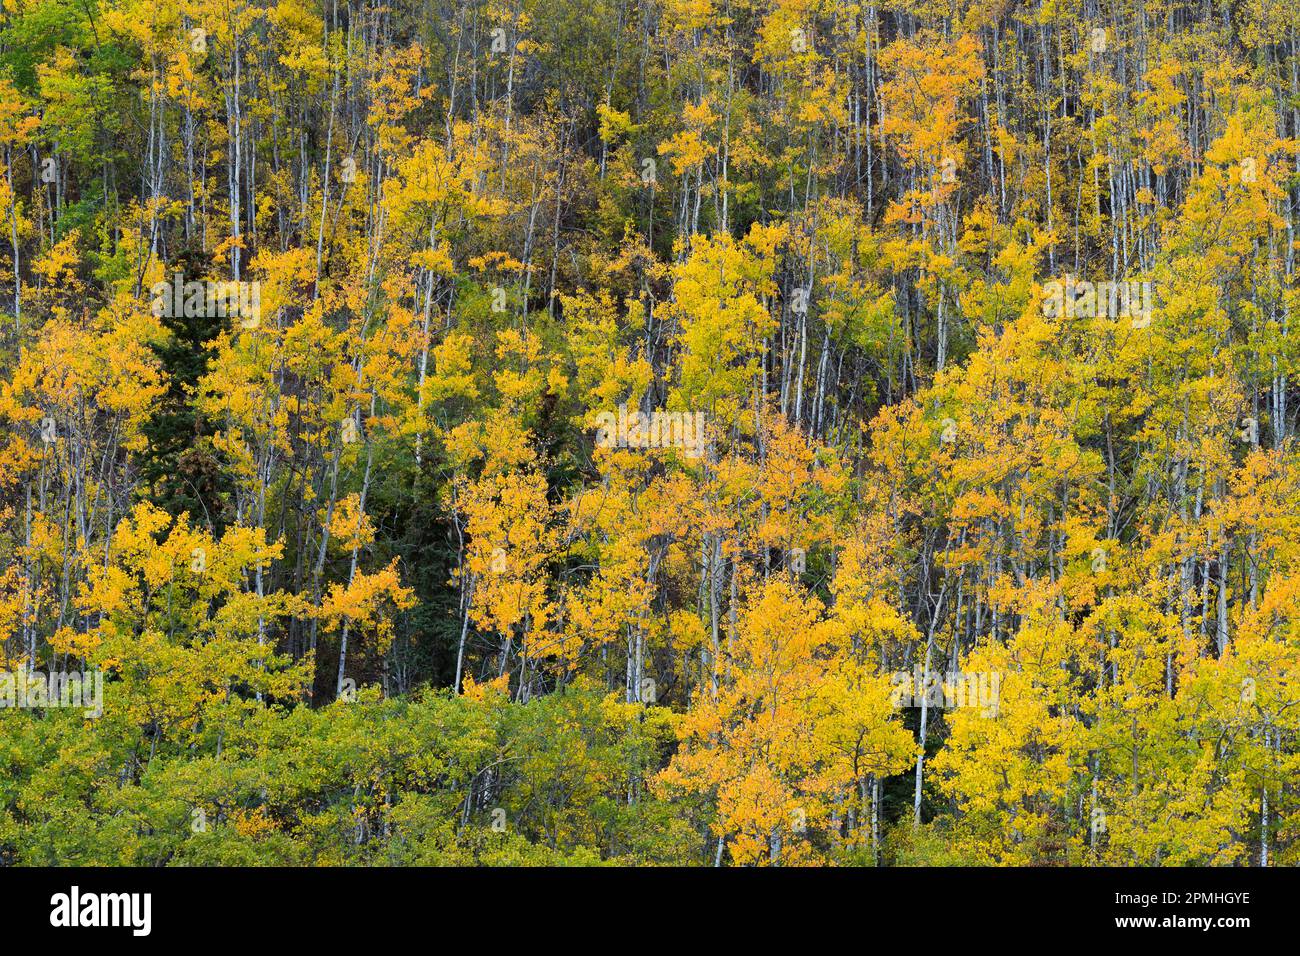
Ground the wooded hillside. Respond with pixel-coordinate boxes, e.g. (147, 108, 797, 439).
(0, 0, 1296, 866)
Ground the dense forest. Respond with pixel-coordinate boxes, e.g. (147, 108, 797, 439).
(0, 0, 1296, 866)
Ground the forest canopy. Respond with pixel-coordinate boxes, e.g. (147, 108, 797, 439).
(0, 0, 1297, 867)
